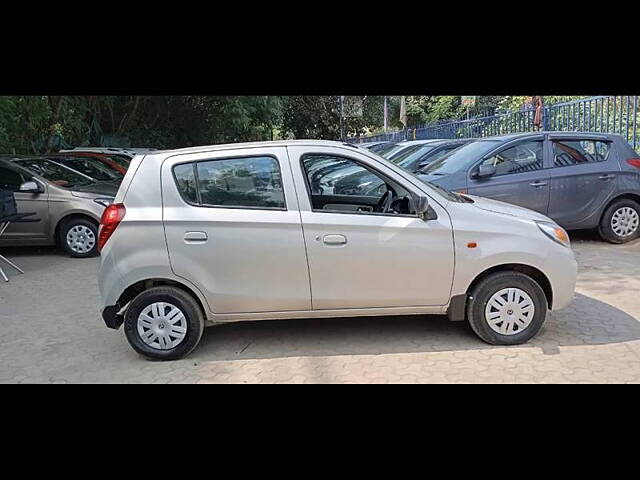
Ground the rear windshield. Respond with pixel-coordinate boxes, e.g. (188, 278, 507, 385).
(420, 140, 501, 175)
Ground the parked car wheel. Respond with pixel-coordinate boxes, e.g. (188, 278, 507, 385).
(59, 218, 99, 258)
(598, 198, 640, 244)
(124, 286, 205, 361)
(467, 271, 548, 345)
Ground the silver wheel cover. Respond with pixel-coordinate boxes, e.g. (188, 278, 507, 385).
(611, 207, 639, 238)
(137, 302, 187, 350)
(66, 225, 96, 254)
(485, 288, 535, 336)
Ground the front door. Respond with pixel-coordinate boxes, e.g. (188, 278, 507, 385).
(0, 163, 49, 242)
(288, 147, 454, 311)
(161, 147, 311, 314)
(467, 138, 551, 215)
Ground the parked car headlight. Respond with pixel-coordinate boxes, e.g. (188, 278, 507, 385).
(536, 221, 570, 248)
(94, 198, 114, 208)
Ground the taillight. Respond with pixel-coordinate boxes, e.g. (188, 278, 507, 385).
(627, 158, 640, 169)
(98, 203, 126, 251)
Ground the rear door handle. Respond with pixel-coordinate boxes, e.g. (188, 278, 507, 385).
(184, 231, 208, 243)
(599, 174, 616, 180)
(529, 181, 548, 187)
(322, 234, 347, 245)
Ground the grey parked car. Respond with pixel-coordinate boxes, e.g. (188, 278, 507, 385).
(0, 157, 117, 257)
(419, 132, 640, 243)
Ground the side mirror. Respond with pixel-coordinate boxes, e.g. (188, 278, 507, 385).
(476, 164, 496, 178)
(412, 195, 430, 220)
(19, 180, 44, 194)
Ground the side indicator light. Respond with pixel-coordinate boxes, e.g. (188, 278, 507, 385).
(467, 242, 477, 248)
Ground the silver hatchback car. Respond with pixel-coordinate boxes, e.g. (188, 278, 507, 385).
(98, 140, 578, 360)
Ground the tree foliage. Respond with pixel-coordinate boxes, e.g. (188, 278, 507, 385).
(0, 95, 595, 154)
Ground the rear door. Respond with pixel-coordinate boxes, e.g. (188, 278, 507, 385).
(467, 137, 550, 214)
(547, 135, 618, 228)
(161, 147, 311, 314)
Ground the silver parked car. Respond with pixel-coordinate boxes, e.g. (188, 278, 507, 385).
(98, 140, 578, 360)
(0, 157, 117, 257)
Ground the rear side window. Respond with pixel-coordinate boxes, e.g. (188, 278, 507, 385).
(174, 163, 198, 204)
(173, 156, 285, 209)
(553, 140, 610, 167)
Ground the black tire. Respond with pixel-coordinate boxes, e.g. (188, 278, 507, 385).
(59, 217, 99, 258)
(467, 271, 548, 346)
(124, 286, 205, 361)
(598, 198, 640, 244)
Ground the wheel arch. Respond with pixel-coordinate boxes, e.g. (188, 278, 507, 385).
(599, 192, 640, 224)
(54, 212, 100, 245)
(467, 263, 553, 309)
(115, 278, 208, 320)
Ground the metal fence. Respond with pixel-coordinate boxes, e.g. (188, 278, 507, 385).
(349, 96, 639, 152)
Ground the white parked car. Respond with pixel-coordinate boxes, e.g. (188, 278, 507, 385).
(98, 140, 577, 360)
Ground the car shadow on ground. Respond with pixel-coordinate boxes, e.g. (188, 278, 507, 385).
(192, 292, 640, 362)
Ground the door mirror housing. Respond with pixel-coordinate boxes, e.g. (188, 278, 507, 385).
(476, 164, 496, 178)
(412, 194, 430, 220)
(19, 180, 44, 194)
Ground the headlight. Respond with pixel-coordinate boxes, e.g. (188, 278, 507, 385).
(94, 198, 114, 208)
(536, 221, 570, 247)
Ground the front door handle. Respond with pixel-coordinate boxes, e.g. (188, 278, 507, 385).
(599, 174, 616, 180)
(529, 181, 548, 187)
(184, 231, 208, 243)
(322, 234, 347, 245)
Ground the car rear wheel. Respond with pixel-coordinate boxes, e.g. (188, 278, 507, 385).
(59, 218, 99, 258)
(598, 198, 640, 244)
(124, 286, 205, 361)
(467, 271, 548, 345)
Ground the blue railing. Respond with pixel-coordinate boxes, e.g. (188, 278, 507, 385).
(349, 96, 640, 152)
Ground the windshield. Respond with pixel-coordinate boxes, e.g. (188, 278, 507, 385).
(389, 144, 438, 169)
(419, 140, 501, 175)
(13, 159, 94, 188)
(360, 146, 468, 203)
(375, 143, 400, 157)
(106, 154, 131, 167)
(54, 156, 123, 181)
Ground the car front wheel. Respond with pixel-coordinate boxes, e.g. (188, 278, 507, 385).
(467, 271, 548, 345)
(60, 218, 99, 258)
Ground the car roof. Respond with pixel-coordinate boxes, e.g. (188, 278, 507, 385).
(147, 139, 361, 156)
(473, 131, 621, 142)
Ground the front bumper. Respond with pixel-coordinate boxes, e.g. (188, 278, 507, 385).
(102, 305, 124, 329)
(543, 246, 578, 311)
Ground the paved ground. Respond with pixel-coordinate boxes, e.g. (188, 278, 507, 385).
(1, 230, 639, 383)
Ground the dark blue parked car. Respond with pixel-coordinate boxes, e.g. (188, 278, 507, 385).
(418, 132, 640, 243)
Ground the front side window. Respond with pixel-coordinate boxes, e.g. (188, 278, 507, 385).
(479, 140, 543, 176)
(301, 154, 416, 215)
(0, 164, 28, 191)
(553, 140, 610, 167)
(173, 156, 285, 209)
